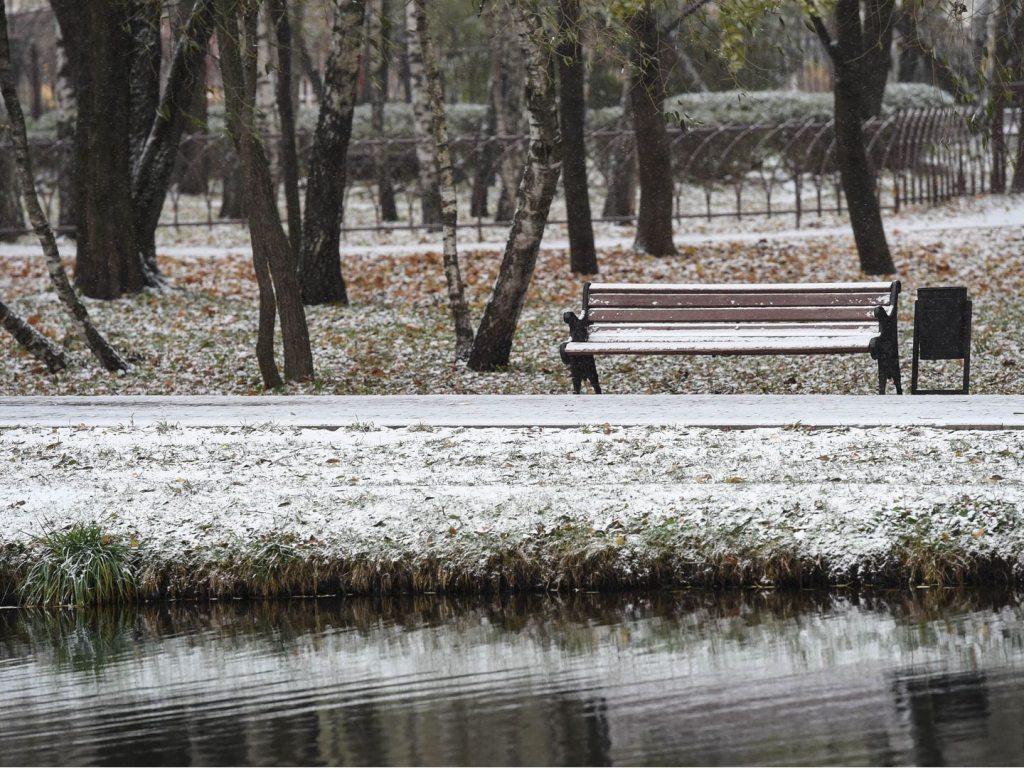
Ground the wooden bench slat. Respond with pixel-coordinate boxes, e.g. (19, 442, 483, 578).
(590, 321, 880, 332)
(587, 328, 877, 342)
(587, 292, 891, 309)
(564, 339, 873, 356)
(587, 306, 881, 323)
(588, 281, 895, 294)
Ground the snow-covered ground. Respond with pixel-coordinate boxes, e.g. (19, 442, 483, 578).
(2, 419, 1022, 593)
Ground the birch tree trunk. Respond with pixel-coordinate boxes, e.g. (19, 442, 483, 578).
(0, 296, 68, 373)
(369, 0, 398, 222)
(405, 0, 441, 230)
(468, 1, 562, 372)
(269, 0, 303, 259)
(217, 0, 314, 385)
(0, 0, 127, 372)
(413, 0, 474, 359)
(298, 0, 365, 305)
(557, 0, 597, 274)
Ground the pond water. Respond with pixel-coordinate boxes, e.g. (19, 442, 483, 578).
(1, 591, 1023, 766)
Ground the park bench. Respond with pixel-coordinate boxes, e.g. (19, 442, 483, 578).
(559, 280, 903, 395)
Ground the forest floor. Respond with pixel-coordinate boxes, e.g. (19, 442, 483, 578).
(0, 194, 1023, 397)
(1, 194, 1023, 600)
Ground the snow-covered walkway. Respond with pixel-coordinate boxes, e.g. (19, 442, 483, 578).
(2, 394, 1023, 429)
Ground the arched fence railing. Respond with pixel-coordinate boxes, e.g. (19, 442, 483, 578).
(0, 107, 1011, 239)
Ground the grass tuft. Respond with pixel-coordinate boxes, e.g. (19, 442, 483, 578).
(20, 523, 136, 606)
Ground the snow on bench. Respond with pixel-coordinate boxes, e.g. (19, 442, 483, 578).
(559, 280, 903, 395)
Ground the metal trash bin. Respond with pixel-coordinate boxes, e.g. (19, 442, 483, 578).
(911, 287, 972, 394)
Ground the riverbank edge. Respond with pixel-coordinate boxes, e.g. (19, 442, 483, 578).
(2, 528, 1020, 605)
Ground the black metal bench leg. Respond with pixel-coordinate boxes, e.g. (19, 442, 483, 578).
(584, 357, 602, 394)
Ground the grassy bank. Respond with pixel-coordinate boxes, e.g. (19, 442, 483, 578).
(2, 422, 1022, 604)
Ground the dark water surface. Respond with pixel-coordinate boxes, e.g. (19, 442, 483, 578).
(2, 591, 1024, 766)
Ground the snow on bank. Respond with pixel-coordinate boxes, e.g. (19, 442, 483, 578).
(2, 422, 1023, 593)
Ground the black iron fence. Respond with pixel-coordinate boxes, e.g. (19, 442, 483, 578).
(2, 107, 1016, 239)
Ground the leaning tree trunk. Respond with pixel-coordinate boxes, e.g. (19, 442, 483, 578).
(131, 0, 216, 287)
(602, 77, 637, 220)
(369, 0, 398, 222)
(405, 0, 441, 230)
(468, 2, 562, 372)
(414, 0, 474, 360)
(0, 0, 127, 371)
(629, 4, 677, 256)
(269, 0, 302, 259)
(52, 0, 143, 300)
(217, 0, 313, 385)
(0, 295, 68, 373)
(827, 0, 896, 275)
(298, 0, 365, 305)
(557, 0, 597, 274)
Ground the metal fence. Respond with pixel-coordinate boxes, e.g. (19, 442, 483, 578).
(2, 107, 1015, 239)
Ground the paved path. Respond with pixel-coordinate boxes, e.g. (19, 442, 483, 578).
(2, 395, 1023, 429)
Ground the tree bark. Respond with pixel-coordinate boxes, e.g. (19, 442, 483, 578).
(468, 1, 562, 372)
(0, 296, 68, 373)
(0, 123, 24, 240)
(602, 77, 637, 220)
(132, 0, 216, 287)
(129, 0, 162, 174)
(813, 4, 896, 275)
(414, 0, 474, 360)
(269, 0, 302, 258)
(218, 0, 313, 386)
(405, 0, 441, 229)
(629, 4, 677, 256)
(53, 0, 144, 300)
(557, 0, 597, 274)
(369, 0, 398, 221)
(54, 25, 75, 232)
(0, 0, 127, 371)
(298, 0, 364, 305)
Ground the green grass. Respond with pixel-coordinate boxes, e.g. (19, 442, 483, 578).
(20, 523, 135, 606)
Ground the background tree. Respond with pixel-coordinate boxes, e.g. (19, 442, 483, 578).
(299, 0, 365, 305)
(414, 0, 474, 359)
(406, 0, 442, 230)
(217, 0, 314, 385)
(369, 0, 398, 221)
(809, 0, 897, 274)
(269, 0, 303, 259)
(557, 0, 597, 274)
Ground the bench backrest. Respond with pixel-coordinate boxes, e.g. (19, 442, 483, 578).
(582, 281, 900, 328)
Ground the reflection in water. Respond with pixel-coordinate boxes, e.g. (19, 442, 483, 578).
(1, 591, 1023, 766)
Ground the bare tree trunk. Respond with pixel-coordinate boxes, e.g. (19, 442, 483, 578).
(486, 0, 521, 222)
(298, 0, 364, 305)
(405, 0, 441, 230)
(0, 296, 68, 373)
(217, 0, 314, 385)
(557, 0, 597, 274)
(0, 123, 24, 240)
(132, 0, 216, 287)
(413, 0, 473, 360)
(369, 0, 398, 221)
(55, 26, 75, 232)
(861, 0, 895, 118)
(629, 4, 677, 256)
(602, 77, 636, 220)
(0, 0, 127, 372)
(468, 1, 561, 372)
(52, 0, 144, 300)
(128, 0, 162, 174)
(812, 4, 896, 275)
(269, 0, 303, 258)
(471, 82, 498, 217)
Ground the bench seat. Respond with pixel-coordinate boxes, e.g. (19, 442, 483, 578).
(559, 280, 902, 394)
